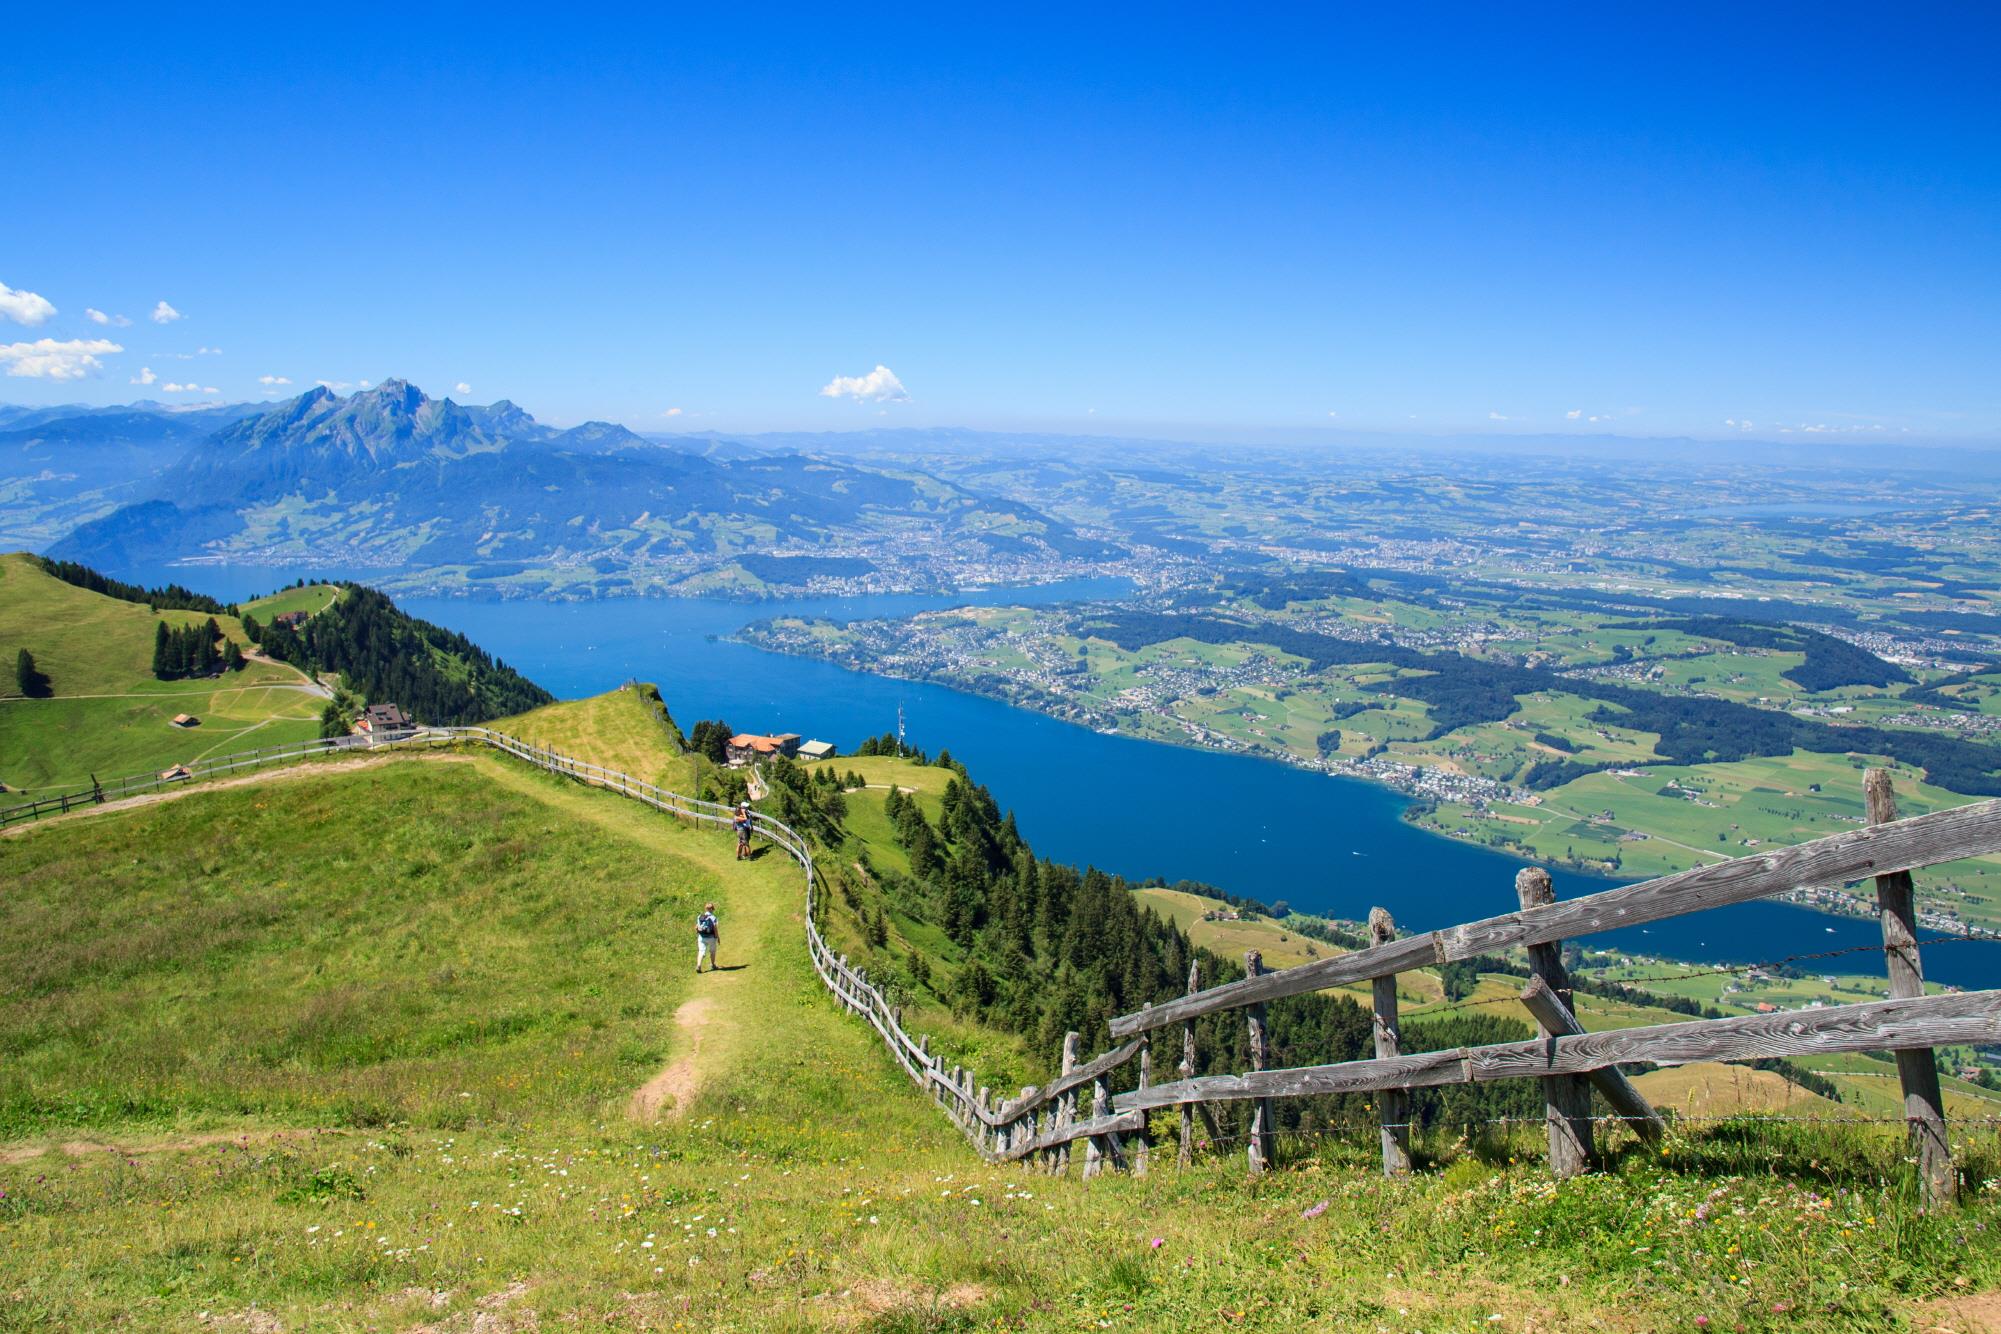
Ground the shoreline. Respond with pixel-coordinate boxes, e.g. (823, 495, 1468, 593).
(113, 557, 1144, 608)
(729, 629, 1998, 945)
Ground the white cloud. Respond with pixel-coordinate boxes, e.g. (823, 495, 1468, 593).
(86, 307, 132, 327)
(132, 366, 157, 385)
(454, 381, 472, 395)
(1326, 410, 1339, 418)
(316, 379, 352, 391)
(0, 337, 121, 380)
(259, 374, 291, 386)
(151, 300, 182, 324)
(0, 282, 57, 326)
(660, 406, 683, 417)
(1565, 408, 1582, 420)
(819, 363, 908, 404)
(359, 379, 371, 389)
(1488, 411, 1510, 421)
(197, 345, 221, 356)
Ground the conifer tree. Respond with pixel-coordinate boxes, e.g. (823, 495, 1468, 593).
(14, 648, 50, 698)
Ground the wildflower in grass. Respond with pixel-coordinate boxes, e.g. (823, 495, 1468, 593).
(1301, 1200, 1328, 1220)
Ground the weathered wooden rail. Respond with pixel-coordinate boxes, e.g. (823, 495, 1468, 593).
(1107, 796, 2001, 1038)
(1099, 772, 2000, 1203)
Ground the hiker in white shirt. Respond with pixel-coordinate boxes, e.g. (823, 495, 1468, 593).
(695, 902, 720, 972)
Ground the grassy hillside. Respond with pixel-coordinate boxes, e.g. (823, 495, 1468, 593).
(495, 682, 688, 789)
(0, 551, 324, 791)
(1132, 886, 1335, 970)
(4, 705, 2000, 1330)
(2, 754, 784, 1133)
(241, 582, 342, 622)
(1633, 1061, 1848, 1118)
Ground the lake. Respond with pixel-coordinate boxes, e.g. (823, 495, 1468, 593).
(110, 562, 2001, 989)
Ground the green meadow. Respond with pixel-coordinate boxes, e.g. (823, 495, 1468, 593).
(0, 553, 325, 793)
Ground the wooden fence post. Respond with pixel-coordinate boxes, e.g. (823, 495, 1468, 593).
(1179, 961, 1199, 1167)
(1134, 1009, 1152, 1177)
(1368, 908, 1412, 1177)
(1057, 1032, 1080, 1175)
(1245, 950, 1275, 1174)
(1516, 867, 1594, 1177)
(1084, 1071, 1109, 1179)
(1865, 769, 1955, 1206)
(1518, 977, 1665, 1144)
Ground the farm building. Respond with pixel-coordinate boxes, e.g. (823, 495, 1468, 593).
(797, 739, 837, 761)
(354, 703, 411, 734)
(170, 713, 200, 728)
(726, 733, 801, 766)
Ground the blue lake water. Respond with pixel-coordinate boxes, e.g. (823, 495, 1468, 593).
(110, 562, 2000, 989)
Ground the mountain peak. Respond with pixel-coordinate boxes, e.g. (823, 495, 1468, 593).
(356, 378, 424, 411)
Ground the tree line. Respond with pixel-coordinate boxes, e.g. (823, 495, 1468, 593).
(248, 585, 552, 725)
(152, 618, 244, 680)
(35, 556, 235, 617)
(832, 752, 1565, 1138)
(1606, 617, 1914, 692)
(1080, 610, 2001, 796)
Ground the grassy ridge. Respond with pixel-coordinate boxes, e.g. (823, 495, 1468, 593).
(496, 683, 690, 790)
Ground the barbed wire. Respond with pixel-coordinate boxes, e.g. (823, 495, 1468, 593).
(1409, 933, 1999, 1018)
(1167, 1111, 2001, 1157)
(1583, 933, 1999, 988)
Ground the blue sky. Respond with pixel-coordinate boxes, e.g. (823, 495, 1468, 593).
(4, 5, 1997, 442)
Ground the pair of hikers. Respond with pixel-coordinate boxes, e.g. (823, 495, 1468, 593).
(732, 799, 753, 860)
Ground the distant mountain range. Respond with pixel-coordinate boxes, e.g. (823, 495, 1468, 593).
(28, 380, 1111, 589)
(0, 405, 260, 551)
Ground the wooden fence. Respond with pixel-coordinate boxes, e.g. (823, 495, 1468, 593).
(1096, 771, 2000, 1204)
(0, 729, 410, 828)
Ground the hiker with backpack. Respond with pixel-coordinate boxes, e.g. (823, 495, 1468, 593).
(695, 902, 720, 972)
(733, 799, 753, 861)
